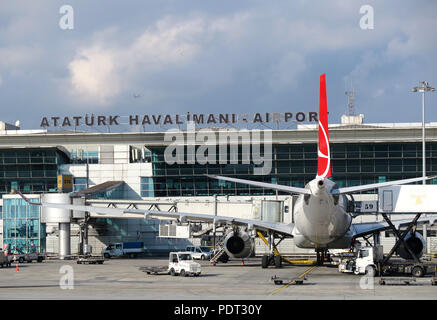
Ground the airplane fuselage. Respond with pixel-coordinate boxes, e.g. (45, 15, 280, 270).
(292, 178, 352, 249)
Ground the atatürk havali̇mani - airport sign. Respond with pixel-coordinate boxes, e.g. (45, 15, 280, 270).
(40, 111, 318, 128)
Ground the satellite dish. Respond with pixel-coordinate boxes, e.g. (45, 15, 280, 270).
(15, 120, 20, 127)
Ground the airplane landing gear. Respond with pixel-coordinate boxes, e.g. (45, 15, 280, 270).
(316, 249, 329, 266)
(259, 231, 285, 269)
(261, 254, 282, 268)
(274, 254, 282, 268)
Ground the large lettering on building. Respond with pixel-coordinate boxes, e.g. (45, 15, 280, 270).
(40, 112, 318, 128)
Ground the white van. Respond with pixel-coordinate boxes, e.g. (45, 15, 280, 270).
(185, 246, 212, 260)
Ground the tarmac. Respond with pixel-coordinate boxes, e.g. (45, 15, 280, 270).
(0, 257, 436, 300)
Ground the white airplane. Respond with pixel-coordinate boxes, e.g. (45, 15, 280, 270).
(13, 74, 437, 267)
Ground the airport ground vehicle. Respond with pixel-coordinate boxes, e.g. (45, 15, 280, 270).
(3, 244, 44, 263)
(169, 252, 201, 277)
(77, 255, 105, 264)
(140, 252, 201, 276)
(339, 245, 437, 277)
(0, 250, 12, 267)
(102, 242, 144, 258)
(139, 265, 169, 275)
(186, 246, 213, 260)
(11, 251, 44, 263)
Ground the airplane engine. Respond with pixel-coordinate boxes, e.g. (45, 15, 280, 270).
(397, 232, 426, 260)
(223, 230, 255, 258)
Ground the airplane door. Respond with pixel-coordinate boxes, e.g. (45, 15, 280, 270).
(382, 190, 393, 212)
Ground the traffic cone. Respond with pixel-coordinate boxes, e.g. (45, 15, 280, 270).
(15, 261, 19, 271)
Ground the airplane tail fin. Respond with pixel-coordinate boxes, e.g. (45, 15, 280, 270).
(317, 74, 331, 178)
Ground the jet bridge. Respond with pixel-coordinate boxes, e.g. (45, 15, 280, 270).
(353, 185, 437, 264)
(378, 185, 437, 214)
(13, 182, 181, 257)
(353, 185, 437, 214)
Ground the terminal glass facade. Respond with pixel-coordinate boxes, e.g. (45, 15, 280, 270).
(148, 142, 437, 197)
(73, 177, 88, 192)
(2, 198, 46, 253)
(0, 148, 70, 198)
(70, 151, 99, 164)
(91, 185, 124, 200)
(140, 177, 154, 197)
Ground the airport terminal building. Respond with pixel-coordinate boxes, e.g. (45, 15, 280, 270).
(1, 114, 437, 257)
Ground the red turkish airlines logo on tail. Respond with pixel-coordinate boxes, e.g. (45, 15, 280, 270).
(317, 74, 331, 178)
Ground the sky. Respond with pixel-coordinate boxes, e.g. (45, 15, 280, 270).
(0, 0, 436, 130)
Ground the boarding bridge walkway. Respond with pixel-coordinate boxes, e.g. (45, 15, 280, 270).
(85, 200, 178, 219)
(70, 181, 179, 219)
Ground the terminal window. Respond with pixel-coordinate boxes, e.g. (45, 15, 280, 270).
(146, 142, 437, 197)
(2, 198, 45, 254)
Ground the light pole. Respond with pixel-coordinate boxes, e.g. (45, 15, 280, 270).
(412, 81, 435, 184)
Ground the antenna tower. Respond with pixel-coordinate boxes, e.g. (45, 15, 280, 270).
(345, 83, 356, 116)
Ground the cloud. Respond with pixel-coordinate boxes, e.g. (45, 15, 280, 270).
(349, 51, 382, 79)
(64, 3, 437, 114)
(267, 52, 306, 91)
(383, 8, 437, 61)
(373, 89, 384, 97)
(69, 45, 121, 105)
(67, 16, 214, 106)
(67, 10, 335, 107)
(0, 45, 43, 68)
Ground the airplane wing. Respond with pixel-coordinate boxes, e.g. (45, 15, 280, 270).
(207, 175, 311, 195)
(210, 175, 437, 196)
(145, 210, 294, 235)
(12, 190, 294, 236)
(334, 176, 436, 194)
(52, 203, 294, 235)
(351, 216, 437, 238)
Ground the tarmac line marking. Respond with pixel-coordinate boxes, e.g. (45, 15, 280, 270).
(269, 266, 317, 296)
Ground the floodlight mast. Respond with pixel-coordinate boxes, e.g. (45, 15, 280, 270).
(412, 81, 435, 184)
